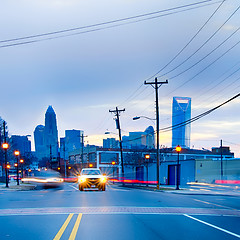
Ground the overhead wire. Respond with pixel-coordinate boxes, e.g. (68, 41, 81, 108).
(165, 37, 240, 96)
(0, 1, 219, 49)
(123, 92, 240, 143)
(145, 0, 226, 81)
(167, 25, 240, 81)
(158, 1, 240, 80)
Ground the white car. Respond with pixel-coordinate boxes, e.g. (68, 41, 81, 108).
(78, 168, 107, 191)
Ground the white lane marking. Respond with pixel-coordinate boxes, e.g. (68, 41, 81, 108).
(69, 184, 78, 191)
(184, 214, 240, 239)
(193, 199, 235, 210)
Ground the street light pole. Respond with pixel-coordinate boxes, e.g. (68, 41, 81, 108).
(20, 159, 24, 178)
(2, 143, 9, 188)
(176, 145, 181, 190)
(2, 121, 9, 188)
(14, 150, 20, 185)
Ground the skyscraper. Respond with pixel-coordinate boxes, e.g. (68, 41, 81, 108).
(44, 106, 59, 159)
(34, 106, 59, 160)
(172, 97, 191, 148)
(34, 125, 45, 160)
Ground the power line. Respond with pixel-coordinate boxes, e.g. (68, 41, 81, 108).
(124, 92, 240, 143)
(158, 2, 240, 80)
(145, 0, 226, 81)
(168, 25, 240, 80)
(165, 37, 240, 95)
(0, 1, 220, 49)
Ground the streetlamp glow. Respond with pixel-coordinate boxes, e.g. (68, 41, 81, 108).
(176, 145, 181, 190)
(14, 150, 20, 185)
(176, 146, 182, 152)
(2, 143, 9, 149)
(145, 154, 150, 159)
(14, 150, 20, 156)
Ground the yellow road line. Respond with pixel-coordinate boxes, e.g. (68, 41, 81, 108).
(53, 213, 74, 240)
(69, 213, 82, 240)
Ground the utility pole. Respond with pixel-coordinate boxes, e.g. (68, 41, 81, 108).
(144, 77, 168, 189)
(220, 139, 223, 180)
(80, 133, 88, 168)
(109, 107, 125, 181)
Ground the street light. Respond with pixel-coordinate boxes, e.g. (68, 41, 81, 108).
(20, 159, 24, 178)
(111, 161, 116, 184)
(14, 150, 20, 185)
(133, 116, 160, 189)
(2, 142, 9, 188)
(176, 145, 182, 190)
(144, 154, 150, 187)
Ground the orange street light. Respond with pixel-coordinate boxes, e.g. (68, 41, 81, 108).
(57, 167, 60, 170)
(14, 163, 18, 167)
(6, 164, 10, 169)
(176, 145, 181, 190)
(20, 159, 24, 164)
(2, 143, 9, 149)
(111, 161, 116, 165)
(89, 163, 93, 168)
(145, 154, 150, 159)
(176, 145, 182, 152)
(14, 150, 20, 156)
(14, 150, 20, 185)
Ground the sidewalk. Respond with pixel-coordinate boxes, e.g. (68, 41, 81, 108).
(0, 181, 36, 191)
(117, 183, 240, 197)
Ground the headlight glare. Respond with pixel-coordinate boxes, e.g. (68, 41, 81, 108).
(100, 176, 107, 183)
(79, 176, 86, 183)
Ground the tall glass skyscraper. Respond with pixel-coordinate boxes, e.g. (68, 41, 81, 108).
(44, 106, 59, 159)
(172, 97, 191, 148)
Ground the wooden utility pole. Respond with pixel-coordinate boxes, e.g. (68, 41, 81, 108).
(109, 107, 125, 180)
(144, 78, 168, 189)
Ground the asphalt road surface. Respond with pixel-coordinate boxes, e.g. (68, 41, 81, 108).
(0, 183, 239, 240)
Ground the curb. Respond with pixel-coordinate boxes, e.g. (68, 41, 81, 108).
(0, 183, 36, 191)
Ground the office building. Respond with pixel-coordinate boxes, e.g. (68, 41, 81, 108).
(10, 135, 31, 156)
(122, 126, 155, 149)
(172, 97, 191, 148)
(103, 138, 119, 148)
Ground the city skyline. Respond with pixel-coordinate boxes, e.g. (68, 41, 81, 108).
(1, 0, 240, 156)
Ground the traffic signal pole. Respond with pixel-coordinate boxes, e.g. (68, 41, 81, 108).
(144, 78, 168, 189)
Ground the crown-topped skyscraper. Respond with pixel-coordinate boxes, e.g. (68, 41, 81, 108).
(44, 106, 59, 159)
(34, 106, 59, 160)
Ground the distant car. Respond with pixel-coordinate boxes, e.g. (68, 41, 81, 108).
(78, 168, 107, 191)
(22, 169, 64, 188)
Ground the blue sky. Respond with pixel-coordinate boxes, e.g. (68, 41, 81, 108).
(1, 0, 240, 156)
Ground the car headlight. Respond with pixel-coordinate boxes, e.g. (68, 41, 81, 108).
(79, 176, 86, 183)
(100, 176, 107, 183)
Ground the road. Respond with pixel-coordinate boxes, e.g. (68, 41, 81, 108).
(0, 183, 239, 240)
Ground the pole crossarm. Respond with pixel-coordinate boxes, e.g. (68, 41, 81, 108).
(144, 77, 168, 190)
